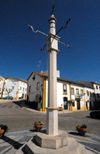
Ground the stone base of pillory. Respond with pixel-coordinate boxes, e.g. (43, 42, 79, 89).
(16, 130, 93, 154)
(35, 130, 68, 149)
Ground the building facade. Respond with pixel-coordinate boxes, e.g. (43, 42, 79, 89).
(77, 81, 100, 110)
(27, 71, 100, 112)
(1, 77, 27, 100)
(0, 76, 5, 98)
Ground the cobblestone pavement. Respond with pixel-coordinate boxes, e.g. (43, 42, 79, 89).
(58, 112, 100, 136)
(0, 129, 100, 154)
(0, 100, 100, 154)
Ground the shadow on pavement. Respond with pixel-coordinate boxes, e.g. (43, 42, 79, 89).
(69, 132, 89, 137)
(2, 135, 23, 149)
(22, 136, 38, 153)
(86, 116, 91, 118)
(30, 129, 46, 133)
(69, 132, 79, 136)
(13, 100, 26, 108)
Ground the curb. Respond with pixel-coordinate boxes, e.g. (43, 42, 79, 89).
(22, 106, 73, 114)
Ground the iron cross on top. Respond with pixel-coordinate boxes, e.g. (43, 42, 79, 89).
(51, 5, 55, 15)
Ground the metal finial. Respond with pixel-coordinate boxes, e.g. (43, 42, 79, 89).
(51, 5, 55, 15)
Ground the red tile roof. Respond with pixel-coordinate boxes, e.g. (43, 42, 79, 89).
(27, 71, 94, 89)
(27, 72, 47, 80)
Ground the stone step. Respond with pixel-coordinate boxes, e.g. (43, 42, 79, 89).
(15, 142, 26, 154)
(15, 148, 24, 154)
(16, 136, 91, 154)
(77, 143, 94, 154)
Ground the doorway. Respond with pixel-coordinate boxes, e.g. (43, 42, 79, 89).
(90, 101, 92, 110)
(86, 101, 88, 110)
(77, 100, 80, 110)
(63, 97, 68, 110)
(22, 94, 24, 98)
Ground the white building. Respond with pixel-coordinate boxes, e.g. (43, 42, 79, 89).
(77, 81, 100, 110)
(3, 77, 27, 100)
(27, 71, 100, 111)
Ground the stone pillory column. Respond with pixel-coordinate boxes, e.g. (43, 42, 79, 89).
(46, 14, 60, 135)
(16, 8, 89, 154)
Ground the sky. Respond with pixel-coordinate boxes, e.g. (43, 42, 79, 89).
(0, 0, 100, 83)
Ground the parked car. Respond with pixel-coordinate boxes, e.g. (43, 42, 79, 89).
(90, 111, 100, 119)
(3, 96, 13, 100)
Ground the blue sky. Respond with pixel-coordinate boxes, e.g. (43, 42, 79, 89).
(0, 0, 100, 83)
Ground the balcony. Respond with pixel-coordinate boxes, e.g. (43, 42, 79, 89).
(75, 94, 83, 100)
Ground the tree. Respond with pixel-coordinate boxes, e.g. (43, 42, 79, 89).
(5, 88, 13, 99)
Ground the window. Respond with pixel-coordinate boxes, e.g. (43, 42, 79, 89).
(71, 88, 74, 95)
(96, 85, 98, 89)
(0, 88, 1, 91)
(12, 86, 14, 90)
(20, 87, 22, 90)
(32, 75, 35, 80)
(29, 86, 31, 93)
(37, 82, 40, 90)
(76, 89, 79, 96)
(63, 84, 67, 94)
(90, 92, 92, 97)
(72, 100, 75, 106)
(80, 89, 83, 96)
(23, 88, 24, 92)
(87, 90, 89, 96)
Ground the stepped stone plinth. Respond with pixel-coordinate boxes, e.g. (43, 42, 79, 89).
(35, 130, 68, 149)
(16, 130, 91, 154)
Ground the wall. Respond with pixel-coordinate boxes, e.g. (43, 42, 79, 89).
(28, 73, 43, 102)
(3, 78, 27, 99)
(93, 83, 100, 101)
(70, 84, 85, 111)
(27, 73, 100, 112)
(45, 80, 70, 108)
(3, 79, 18, 98)
(18, 81, 27, 98)
(84, 87, 94, 110)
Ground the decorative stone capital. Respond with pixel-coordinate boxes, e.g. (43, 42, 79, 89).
(45, 33, 60, 52)
(45, 33, 60, 42)
(48, 14, 56, 23)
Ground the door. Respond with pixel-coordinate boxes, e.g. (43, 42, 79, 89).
(86, 101, 88, 109)
(22, 94, 24, 98)
(90, 101, 92, 110)
(77, 100, 80, 110)
(63, 97, 68, 109)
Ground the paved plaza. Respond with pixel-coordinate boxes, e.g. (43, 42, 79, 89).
(0, 129, 100, 154)
(0, 100, 100, 154)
